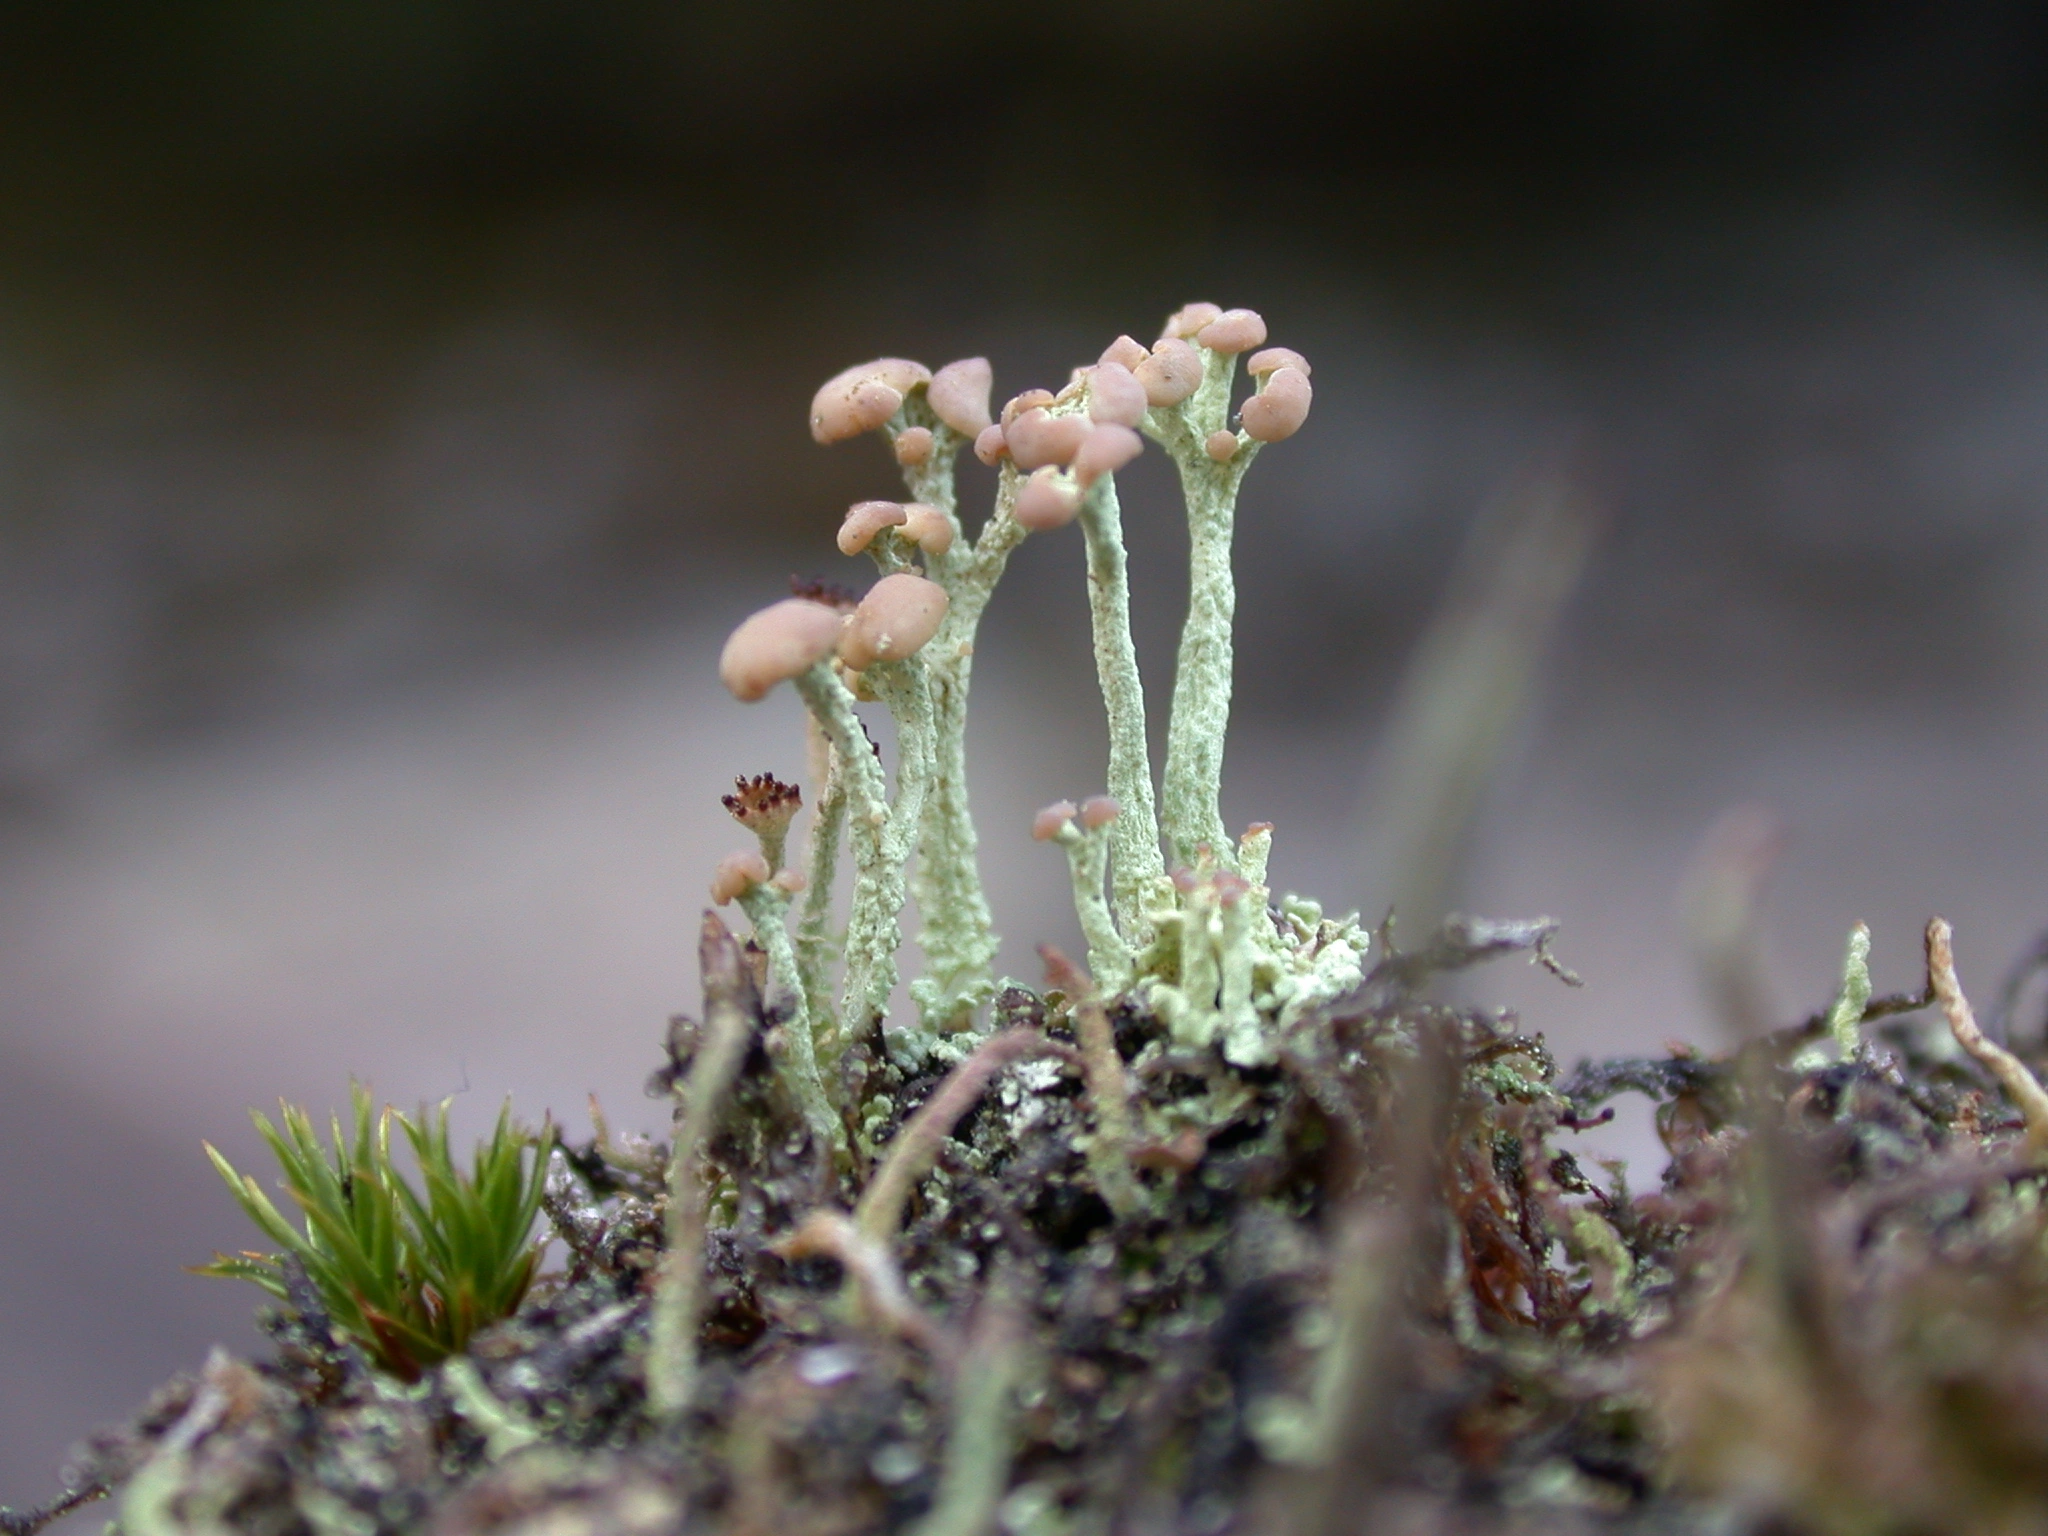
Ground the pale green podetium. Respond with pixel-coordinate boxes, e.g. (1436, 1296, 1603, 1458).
(1792, 919, 1875, 1074)
(793, 720, 847, 1044)
(1134, 844, 1369, 1068)
(709, 849, 841, 1160)
(715, 594, 922, 1066)
(719, 308, 1336, 1077)
(815, 355, 1038, 1035)
(1033, 362, 1166, 939)
(1136, 320, 1261, 869)
(1132, 313, 1315, 871)
(881, 384, 1030, 1034)
(794, 654, 928, 1049)
(1031, 797, 1134, 991)
(1826, 920, 1873, 1059)
(1077, 472, 1169, 936)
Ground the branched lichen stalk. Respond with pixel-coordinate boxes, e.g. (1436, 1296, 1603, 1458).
(795, 720, 846, 1050)
(1078, 477, 1167, 936)
(861, 657, 937, 1050)
(735, 881, 844, 1158)
(892, 402, 963, 527)
(1052, 821, 1132, 990)
(906, 472, 1029, 1030)
(792, 663, 901, 1046)
(1147, 346, 1258, 867)
(910, 653, 995, 1026)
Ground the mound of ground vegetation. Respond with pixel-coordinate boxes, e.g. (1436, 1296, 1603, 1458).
(21, 907, 2048, 1536)
(17, 305, 2048, 1536)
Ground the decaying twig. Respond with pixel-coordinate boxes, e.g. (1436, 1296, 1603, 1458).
(854, 1027, 1077, 1243)
(906, 1271, 1029, 1536)
(1040, 945, 1143, 1219)
(1360, 913, 1583, 1002)
(648, 912, 763, 1417)
(1928, 916, 2048, 1155)
(773, 1209, 957, 1365)
(0, 1484, 108, 1536)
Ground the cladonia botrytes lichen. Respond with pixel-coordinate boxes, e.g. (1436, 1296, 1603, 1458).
(713, 304, 1363, 1076)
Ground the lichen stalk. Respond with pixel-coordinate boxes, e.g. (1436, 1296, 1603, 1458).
(1051, 818, 1133, 990)
(1825, 921, 1873, 1059)
(794, 719, 846, 1049)
(1146, 344, 1259, 867)
(860, 657, 938, 1050)
(1078, 477, 1167, 937)
(790, 662, 901, 1046)
(905, 470, 1030, 1031)
(890, 397, 963, 535)
(1041, 946, 1142, 1219)
(863, 534, 917, 577)
(1215, 880, 1258, 1038)
(735, 881, 845, 1158)
(908, 649, 997, 1029)
(1238, 822, 1274, 890)
(886, 397, 1000, 1031)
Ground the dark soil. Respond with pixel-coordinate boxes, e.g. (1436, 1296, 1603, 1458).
(21, 915, 2048, 1536)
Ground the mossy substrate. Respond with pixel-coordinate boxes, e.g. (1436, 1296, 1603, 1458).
(22, 915, 2048, 1536)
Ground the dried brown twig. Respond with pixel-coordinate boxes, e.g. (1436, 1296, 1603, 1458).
(1040, 945, 1143, 1218)
(1927, 916, 2048, 1155)
(648, 913, 762, 1417)
(854, 1027, 1078, 1244)
(773, 1210, 957, 1366)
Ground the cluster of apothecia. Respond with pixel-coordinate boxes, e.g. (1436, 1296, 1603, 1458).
(709, 303, 1317, 1052)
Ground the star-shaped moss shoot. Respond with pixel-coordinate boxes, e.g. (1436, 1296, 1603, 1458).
(196, 1085, 552, 1379)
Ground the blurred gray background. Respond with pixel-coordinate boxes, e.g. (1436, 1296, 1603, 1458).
(10, 0, 2048, 1519)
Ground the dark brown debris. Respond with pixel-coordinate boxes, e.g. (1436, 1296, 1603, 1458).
(46, 914, 2048, 1534)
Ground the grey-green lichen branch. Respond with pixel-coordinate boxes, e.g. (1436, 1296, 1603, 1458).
(859, 656, 938, 1050)
(794, 720, 847, 1045)
(734, 879, 843, 1158)
(1033, 799, 1133, 991)
(1825, 921, 1874, 1059)
(792, 658, 928, 1047)
(717, 310, 1320, 1075)
(1075, 442, 1168, 937)
(1142, 338, 1261, 869)
(902, 462, 1028, 1034)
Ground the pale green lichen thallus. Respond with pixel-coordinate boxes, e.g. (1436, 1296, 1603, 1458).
(713, 304, 1362, 1071)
